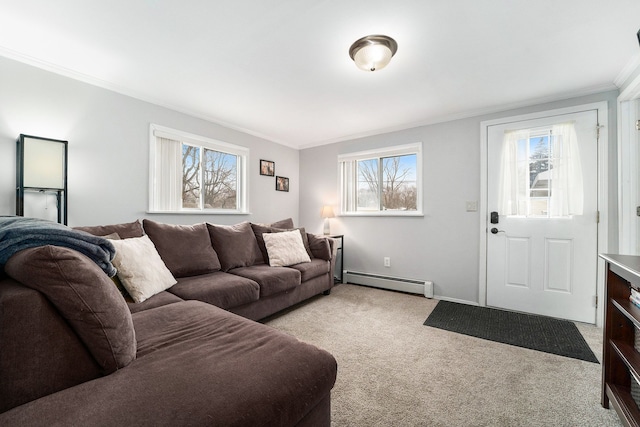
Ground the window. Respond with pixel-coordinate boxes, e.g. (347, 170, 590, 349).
(499, 122, 583, 217)
(149, 124, 248, 213)
(339, 143, 422, 215)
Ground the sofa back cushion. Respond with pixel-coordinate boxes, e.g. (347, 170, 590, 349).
(269, 217, 294, 229)
(74, 220, 144, 239)
(307, 233, 332, 261)
(143, 220, 221, 277)
(4, 245, 137, 374)
(206, 222, 263, 271)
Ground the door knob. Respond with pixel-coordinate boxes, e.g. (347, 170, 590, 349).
(490, 227, 505, 234)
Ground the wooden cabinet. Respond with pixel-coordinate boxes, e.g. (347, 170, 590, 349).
(601, 254, 640, 426)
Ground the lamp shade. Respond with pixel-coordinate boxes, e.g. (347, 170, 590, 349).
(349, 35, 398, 72)
(321, 205, 335, 218)
(23, 137, 65, 189)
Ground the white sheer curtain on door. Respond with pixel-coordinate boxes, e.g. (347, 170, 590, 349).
(153, 137, 182, 211)
(549, 122, 583, 216)
(499, 129, 529, 215)
(498, 123, 583, 217)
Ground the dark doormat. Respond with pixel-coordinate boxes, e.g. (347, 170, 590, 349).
(424, 300, 599, 363)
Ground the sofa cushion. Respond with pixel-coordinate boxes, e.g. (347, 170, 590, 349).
(289, 258, 330, 282)
(270, 217, 294, 229)
(308, 233, 332, 261)
(143, 219, 221, 277)
(127, 291, 184, 314)
(229, 265, 301, 297)
(110, 235, 177, 303)
(206, 221, 263, 271)
(263, 230, 311, 267)
(74, 220, 144, 239)
(4, 245, 136, 374)
(251, 223, 313, 263)
(0, 301, 338, 426)
(168, 271, 260, 309)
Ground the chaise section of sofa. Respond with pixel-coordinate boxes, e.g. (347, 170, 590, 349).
(0, 293, 337, 425)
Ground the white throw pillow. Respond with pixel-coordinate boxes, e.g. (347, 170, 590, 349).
(263, 230, 311, 267)
(110, 235, 177, 303)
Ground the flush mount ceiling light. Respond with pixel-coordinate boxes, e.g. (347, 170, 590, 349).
(349, 34, 398, 72)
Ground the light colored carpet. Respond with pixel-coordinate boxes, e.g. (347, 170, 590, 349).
(264, 284, 622, 427)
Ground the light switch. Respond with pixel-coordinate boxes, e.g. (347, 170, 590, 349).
(466, 201, 478, 212)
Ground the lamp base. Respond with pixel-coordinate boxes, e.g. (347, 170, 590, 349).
(323, 218, 331, 235)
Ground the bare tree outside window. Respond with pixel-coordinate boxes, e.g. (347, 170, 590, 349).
(357, 159, 379, 209)
(182, 145, 237, 209)
(202, 149, 237, 209)
(357, 154, 417, 211)
(526, 133, 553, 216)
(382, 155, 417, 210)
(182, 144, 200, 208)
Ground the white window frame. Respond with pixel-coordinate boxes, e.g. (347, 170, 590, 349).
(148, 124, 249, 214)
(338, 142, 423, 216)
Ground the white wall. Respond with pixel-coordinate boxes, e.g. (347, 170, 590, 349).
(0, 56, 299, 226)
(299, 90, 619, 304)
(0, 55, 620, 305)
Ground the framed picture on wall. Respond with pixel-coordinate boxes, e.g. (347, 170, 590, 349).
(276, 176, 289, 192)
(260, 159, 275, 176)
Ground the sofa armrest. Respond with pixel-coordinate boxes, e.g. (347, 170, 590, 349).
(307, 234, 337, 289)
(0, 277, 101, 413)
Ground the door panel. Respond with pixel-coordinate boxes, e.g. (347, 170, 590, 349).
(486, 109, 598, 323)
(545, 238, 572, 293)
(506, 237, 529, 287)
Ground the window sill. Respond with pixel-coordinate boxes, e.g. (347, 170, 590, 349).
(146, 210, 251, 215)
(338, 211, 424, 218)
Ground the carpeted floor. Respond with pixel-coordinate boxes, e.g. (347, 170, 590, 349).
(424, 300, 599, 363)
(264, 284, 621, 427)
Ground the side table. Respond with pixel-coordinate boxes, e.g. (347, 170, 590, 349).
(329, 235, 343, 284)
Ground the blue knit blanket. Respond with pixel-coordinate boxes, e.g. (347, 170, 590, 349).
(0, 217, 116, 276)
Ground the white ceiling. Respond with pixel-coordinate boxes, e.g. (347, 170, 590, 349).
(0, 0, 639, 149)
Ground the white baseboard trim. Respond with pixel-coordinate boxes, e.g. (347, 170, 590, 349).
(431, 295, 480, 306)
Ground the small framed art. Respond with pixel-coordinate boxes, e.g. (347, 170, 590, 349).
(260, 159, 275, 176)
(276, 176, 289, 192)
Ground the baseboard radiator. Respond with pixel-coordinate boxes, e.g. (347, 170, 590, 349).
(344, 271, 433, 298)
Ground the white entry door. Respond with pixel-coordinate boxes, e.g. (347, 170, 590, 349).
(486, 109, 599, 323)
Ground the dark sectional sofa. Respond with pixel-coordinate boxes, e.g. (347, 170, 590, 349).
(0, 217, 338, 426)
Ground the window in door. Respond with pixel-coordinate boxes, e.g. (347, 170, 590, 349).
(499, 123, 583, 218)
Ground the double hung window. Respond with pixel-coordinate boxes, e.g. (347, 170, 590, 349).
(339, 143, 422, 216)
(149, 124, 248, 213)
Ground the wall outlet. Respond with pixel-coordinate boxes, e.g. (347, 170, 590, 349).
(384, 257, 391, 267)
